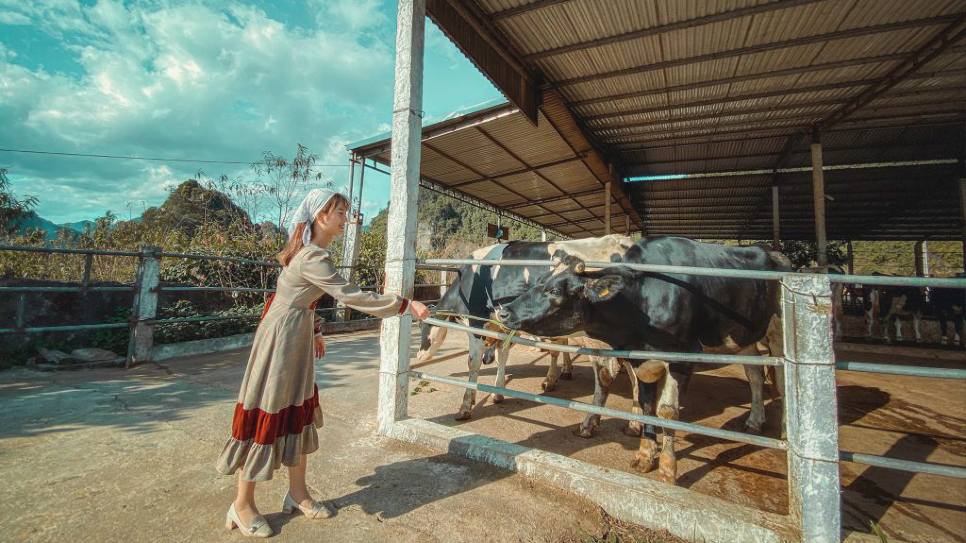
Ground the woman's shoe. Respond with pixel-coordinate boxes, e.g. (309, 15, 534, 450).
(281, 491, 335, 519)
(225, 503, 274, 538)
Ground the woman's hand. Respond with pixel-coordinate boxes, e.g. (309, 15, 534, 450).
(408, 300, 430, 321)
(314, 334, 326, 359)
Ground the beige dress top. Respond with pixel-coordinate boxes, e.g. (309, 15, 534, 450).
(216, 244, 407, 481)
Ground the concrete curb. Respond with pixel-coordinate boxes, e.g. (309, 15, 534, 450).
(386, 418, 797, 543)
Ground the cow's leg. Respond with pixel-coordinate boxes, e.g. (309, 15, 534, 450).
(542, 344, 561, 392)
(865, 306, 874, 337)
(623, 358, 644, 437)
(939, 311, 950, 344)
(456, 334, 485, 420)
(954, 309, 964, 347)
(913, 311, 923, 342)
(656, 369, 683, 484)
(492, 343, 511, 404)
(631, 379, 659, 474)
(893, 316, 903, 343)
(578, 356, 613, 438)
(416, 325, 448, 363)
(743, 365, 767, 434)
(560, 351, 574, 380)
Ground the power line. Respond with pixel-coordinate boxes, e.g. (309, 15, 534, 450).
(0, 147, 350, 166)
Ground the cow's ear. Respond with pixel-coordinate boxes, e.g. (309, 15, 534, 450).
(584, 275, 623, 303)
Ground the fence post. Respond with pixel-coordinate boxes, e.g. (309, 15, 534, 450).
(781, 273, 841, 542)
(126, 245, 161, 368)
(81, 253, 94, 323)
(338, 212, 364, 322)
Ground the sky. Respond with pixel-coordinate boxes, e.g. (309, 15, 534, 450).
(0, 0, 503, 225)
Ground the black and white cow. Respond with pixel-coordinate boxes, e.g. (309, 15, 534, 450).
(864, 275, 926, 343)
(416, 236, 634, 420)
(932, 272, 965, 348)
(496, 236, 791, 483)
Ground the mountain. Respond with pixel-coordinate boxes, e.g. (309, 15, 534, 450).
(138, 179, 253, 237)
(14, 213, 93, 239)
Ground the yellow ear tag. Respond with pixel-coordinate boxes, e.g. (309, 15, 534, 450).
(598, 288, 609, 297)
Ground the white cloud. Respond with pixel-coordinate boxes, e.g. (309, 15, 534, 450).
(1, 0, 398, 223)
(1, 0, 502, 225)
(0, 10, 30, 25)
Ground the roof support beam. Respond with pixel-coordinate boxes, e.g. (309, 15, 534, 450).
(426, 0, 539, 122)
(617, 116, 966, 152)
(820, 16, 966, 129)
(504, 187, 606, 209)
(598, 98, 846, 133)
(536, 89, 644, 229)
(584, 80, 966, 124)
(526, 0, 825, 62)
(608, 110, 965, 145)
(627, 141, 961, 168)
(568, 49, 966, 109)
(490, 0, 572, 21)
(473, 125, 603, 233)
(448, 155, 586, 188)
(423, 141, 596, 235)
(555, 14, 959, 88)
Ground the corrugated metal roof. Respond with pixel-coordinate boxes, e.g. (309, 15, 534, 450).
(351, 0, 966, 240)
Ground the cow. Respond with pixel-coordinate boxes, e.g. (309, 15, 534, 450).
(496, 236, 791, 483)
(931, 272, 965, 348)
(864, 275, 925, 343)
(416, 235, 635, 421)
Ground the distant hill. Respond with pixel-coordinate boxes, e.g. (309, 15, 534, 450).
(14, 213, 93, 239)
(138, 179, 253, 237)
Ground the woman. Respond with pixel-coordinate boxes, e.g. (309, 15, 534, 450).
(216, 188, 430, 537)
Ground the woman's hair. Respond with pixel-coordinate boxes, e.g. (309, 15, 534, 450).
(277, 193, 350, 266)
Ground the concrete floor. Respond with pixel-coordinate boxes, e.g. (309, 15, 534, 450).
(1, 324, 962, 543)
(408, 326, 965, 543)
(0, 330, 681, 543)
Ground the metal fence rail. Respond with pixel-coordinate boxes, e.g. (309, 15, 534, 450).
(0, 244, 402, 364)
(0, 322, 130, 334)
(840, 450, 966, 479)
(0, 244, 140, 257)
(411, 370, 788, 450)
(0, 286, 135, 292)
(837, 360, 966, 379)
(422, 258, 966, 288)
(423, 317, 783, 366)
(157, 286, 276, 293)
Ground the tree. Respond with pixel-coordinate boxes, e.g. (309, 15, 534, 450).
(0, 168, 38, 236)
(250, 144, 331, 230)
(775, 239, 848, 270)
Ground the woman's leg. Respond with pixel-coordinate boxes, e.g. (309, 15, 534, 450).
(288, 454, 315, 506)
(233, 476, 260, 526)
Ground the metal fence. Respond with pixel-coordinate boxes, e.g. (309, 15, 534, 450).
(0, 244, 427, 366)
(411, 258, 966, 542)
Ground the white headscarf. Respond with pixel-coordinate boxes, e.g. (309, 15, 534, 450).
(289, 188, 349, 246)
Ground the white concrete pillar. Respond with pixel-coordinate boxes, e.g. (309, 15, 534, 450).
(378, 0, 424, 435)
(811, 132, 828, 267)
(541, 229, 547, 242)
(781, 273, 841, 542)
(127, 245, 160, 368)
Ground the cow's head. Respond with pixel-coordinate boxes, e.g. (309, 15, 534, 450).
(496, 255, 627, 337)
